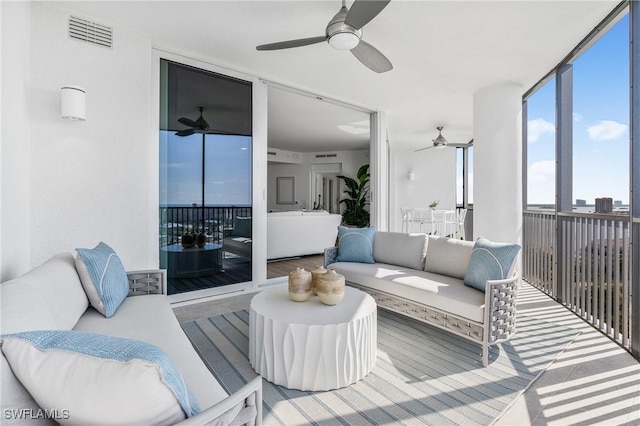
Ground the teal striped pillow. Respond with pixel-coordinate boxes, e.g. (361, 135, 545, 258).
(75, 242, 129, 318)
(464, 237, 521, 292)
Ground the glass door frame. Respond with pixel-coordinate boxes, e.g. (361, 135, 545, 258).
(151, 49, 268, 304)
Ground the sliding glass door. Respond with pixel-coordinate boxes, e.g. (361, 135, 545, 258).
(159, 59, 252, 295)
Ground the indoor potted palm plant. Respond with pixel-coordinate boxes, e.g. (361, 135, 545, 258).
(337, 164, 370, 228)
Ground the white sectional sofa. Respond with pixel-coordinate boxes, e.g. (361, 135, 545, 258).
(267, 210, 342, 260)
(325, 230, 521, 366)
(1, 251, 261, 425)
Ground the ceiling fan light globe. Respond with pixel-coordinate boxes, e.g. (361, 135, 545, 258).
(329, 32, 360, 50)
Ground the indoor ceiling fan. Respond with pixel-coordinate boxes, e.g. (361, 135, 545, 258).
(256, 0, 393, 73)
(415, 127, 473, 152)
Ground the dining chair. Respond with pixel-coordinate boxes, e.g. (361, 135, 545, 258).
(410, 208, 432, 233)
(455, 208, 467, 239)
(400, 207, 412, 233)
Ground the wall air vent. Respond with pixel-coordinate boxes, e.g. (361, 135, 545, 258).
(315, 153, 338, 158)
(68, 16, 113, 49)
(268, 151, 276, 156)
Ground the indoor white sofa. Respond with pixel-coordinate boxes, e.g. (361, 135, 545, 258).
(325, 231, 521, 366)
(267, 210, 342, 260)
(1, 252, 261, 425)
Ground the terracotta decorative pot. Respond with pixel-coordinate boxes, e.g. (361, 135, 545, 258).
(317, 269, 346, 305)
(310, 265, 327, 296)
(288, 268, 312, 302)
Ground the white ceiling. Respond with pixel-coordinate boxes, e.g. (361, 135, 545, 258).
(56, 0, 618, 152)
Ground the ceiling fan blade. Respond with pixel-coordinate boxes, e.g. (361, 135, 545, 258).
(175, 129, 195, 137)
(178, 117, 199, 128)
(345, 0, 391, 30)
(256, 35, 327, 51)
(351, 40, 393, 73)
(414, 146, 436, 152)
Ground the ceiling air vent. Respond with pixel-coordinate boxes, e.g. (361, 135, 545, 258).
(68, 16, 113, 49)
(315, 153, 338, 158)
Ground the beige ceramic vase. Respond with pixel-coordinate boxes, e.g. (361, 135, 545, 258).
(317, 269, 346, 305)
(288, 267, 312, 302)
(310, 265, 327, 296)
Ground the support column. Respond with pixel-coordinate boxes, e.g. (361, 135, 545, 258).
(630, 0, 640, 359)
(370, 111, 389, 231)
(472, 82, 523, 244)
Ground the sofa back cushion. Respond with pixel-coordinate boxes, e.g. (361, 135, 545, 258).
(373, 231, 427, 270)
(1, 253, 88, 334)
(424, 236, 474, 279)
(232, 217, 252, 238)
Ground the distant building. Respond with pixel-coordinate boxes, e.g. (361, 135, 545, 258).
(614, 200, 622, 207)
(595, 197, 613, 213)
(576, 199, 587, 207)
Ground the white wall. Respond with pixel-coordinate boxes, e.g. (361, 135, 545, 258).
(267, 150, 368, 212)
(1, 2, 32, 281)
(390, 146, 457, 232)
(27, 4, 153, 270)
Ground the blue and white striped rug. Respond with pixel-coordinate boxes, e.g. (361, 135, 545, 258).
(182, 309, 579, 425)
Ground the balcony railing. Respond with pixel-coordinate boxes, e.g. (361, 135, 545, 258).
(159, 206, 252, 247)
(523, 211, 632, 351)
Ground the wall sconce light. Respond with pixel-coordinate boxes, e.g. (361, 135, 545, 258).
(61, 86, 86, 121)
(407, 172, 415, 181)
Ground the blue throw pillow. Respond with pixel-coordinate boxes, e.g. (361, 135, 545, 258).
(1, 330, 200, 424)
(75, 242, 129, 318)
(336, 226, 376, 264)
(464, 237, 521, 292)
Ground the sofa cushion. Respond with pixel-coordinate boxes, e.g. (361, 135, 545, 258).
(0, 253, 88, 333)
(232, 217, 252, 237)
(73, 294, 230, 411)
(331, 261, 485, 323)
(424, 236, 474, 280)
(464, 237, 521, 291)
(75, 242, 129, 318)
(336, 226, 376, 264)
(1, 330, 200, 425)
(373, 231, 427, 270)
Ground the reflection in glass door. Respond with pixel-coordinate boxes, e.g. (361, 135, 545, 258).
(159, 59, 252, 295)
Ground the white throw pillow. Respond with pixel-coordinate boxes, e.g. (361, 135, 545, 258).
(1, 330, 200, 426)
(75, 242, 129, 318)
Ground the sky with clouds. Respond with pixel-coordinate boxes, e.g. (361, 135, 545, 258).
(526, 13, 630, 206)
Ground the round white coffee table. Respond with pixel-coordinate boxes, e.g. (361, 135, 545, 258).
(249, 283, 377, 391)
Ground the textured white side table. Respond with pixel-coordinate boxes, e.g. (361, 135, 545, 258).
(249, 283, 377, 391)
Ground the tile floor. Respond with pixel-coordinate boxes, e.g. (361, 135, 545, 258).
(173, 281, 640, 425)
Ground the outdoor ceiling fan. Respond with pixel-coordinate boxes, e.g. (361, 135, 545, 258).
(175, 107, 210, 137)
(256, 0, 393, 73)
(175, 106, 236, 137)
(414, 126, 473, 152)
